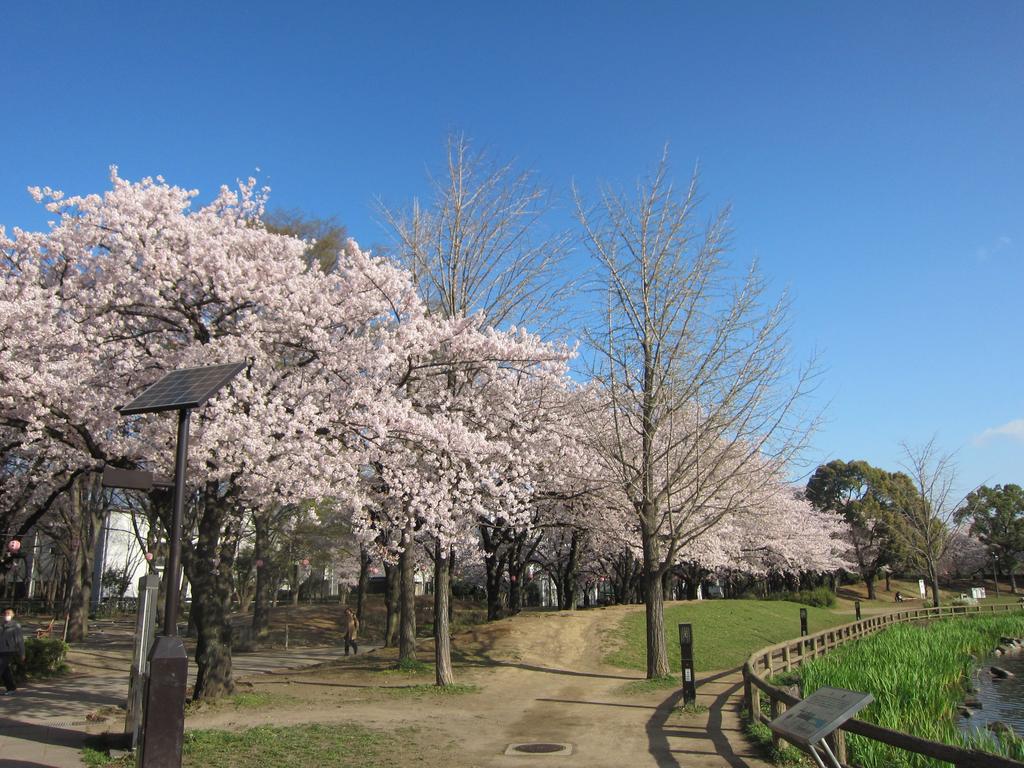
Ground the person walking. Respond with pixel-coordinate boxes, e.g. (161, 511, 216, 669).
(0, 607, 26, 695)
(343, 606, 359, 656)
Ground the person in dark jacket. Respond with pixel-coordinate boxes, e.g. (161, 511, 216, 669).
(0, 607, 25, 694)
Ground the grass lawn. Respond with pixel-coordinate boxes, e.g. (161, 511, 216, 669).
(84, 723, 418, 768)
(605, 599, 850, 673)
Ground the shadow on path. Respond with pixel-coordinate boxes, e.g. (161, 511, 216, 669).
(645, 667, 764, 768)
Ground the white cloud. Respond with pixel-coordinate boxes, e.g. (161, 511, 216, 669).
(975, 418, 1024, 444)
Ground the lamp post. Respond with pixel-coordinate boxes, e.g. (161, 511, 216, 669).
(117, 362, 245, 768)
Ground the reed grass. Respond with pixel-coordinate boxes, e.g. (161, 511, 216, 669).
(797, 615, 1024, 767)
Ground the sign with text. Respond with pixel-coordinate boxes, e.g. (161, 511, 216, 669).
(971, 587, 987, 599)
(769, 687, 873, 747)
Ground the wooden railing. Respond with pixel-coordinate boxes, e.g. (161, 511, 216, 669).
(742, 602, 1024, 768)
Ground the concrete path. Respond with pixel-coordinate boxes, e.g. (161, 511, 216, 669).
(0, 643, 364, 768)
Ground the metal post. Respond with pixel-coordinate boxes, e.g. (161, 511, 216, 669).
(855, 600, 861, 621)
(678, 623, 696, 706)
(164, 408, 190, 637)
(139, 408, 190, 768)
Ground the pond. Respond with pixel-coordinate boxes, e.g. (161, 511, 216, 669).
(960, 650, 1024, 737)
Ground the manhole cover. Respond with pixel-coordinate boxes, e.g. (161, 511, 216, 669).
(505, 742, 573, 756)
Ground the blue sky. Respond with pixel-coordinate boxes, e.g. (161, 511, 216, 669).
(2, 2, 1022, 495)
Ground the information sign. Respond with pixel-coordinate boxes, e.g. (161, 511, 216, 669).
(971, 587, 986, 600)
(769, 686, 873, 767)
(918, 579, 927, 597)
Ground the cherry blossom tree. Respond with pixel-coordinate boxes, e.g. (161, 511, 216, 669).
(1, 171, 429, 698)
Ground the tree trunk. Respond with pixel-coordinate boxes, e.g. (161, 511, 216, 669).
(252, 516, 271, 637)
(864, 571, 877, 601)
(355, 546, 370, 622)
(384, 561, 400, 647)
(927, 563, 941, 608)
(480, 526, 507, 621)
(398, 526, 417, 663)
(433, 541, 454, 686)
(68, 474, 103, 642)
(1010, 568, 1018, 595)
(644, 566, 669, 678)
(190, 488, 236, 701)
(885, 572, 891, 592)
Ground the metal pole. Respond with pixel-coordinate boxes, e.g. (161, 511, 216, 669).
(139, 408, 190, 768)
(164, 408, 190, 636)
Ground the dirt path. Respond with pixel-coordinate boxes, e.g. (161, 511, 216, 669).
(192, 606, 772, 768)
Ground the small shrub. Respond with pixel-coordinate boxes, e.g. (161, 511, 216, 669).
(951, 596, 978, 607)
(394, 657, 431, 674)
(14, 637, 69, 680)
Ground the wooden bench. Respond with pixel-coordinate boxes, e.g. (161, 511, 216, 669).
(35, 618, 55, 639)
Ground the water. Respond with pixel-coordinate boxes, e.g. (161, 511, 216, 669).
(960, 650, 1024, 736)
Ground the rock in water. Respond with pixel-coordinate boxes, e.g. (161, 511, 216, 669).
(990, 666, 1015, 679)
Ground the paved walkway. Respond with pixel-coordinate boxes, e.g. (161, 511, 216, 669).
(0, 643, 360, 767)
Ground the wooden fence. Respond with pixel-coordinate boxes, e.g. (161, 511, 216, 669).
(742, 602, 1024, 768)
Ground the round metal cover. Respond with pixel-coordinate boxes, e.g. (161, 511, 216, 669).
(514, 744, 565, 754)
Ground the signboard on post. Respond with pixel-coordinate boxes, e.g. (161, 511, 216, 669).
(678, 623, 696, 706)
(971, 587, 986, 600)
(769, 686, 873, 768)
(918, 579, 927, 598)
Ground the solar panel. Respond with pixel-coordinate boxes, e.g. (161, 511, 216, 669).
(118, 362, 246, 415)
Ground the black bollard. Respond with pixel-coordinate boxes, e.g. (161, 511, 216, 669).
(678, 623, 696, 706)
(855, 600, 862, 621)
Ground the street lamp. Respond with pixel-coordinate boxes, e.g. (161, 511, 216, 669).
(117, 362, 245, 768)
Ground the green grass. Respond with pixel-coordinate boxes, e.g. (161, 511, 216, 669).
(743, 710, 811, 766)
(84, 723, 412, 768)
(605, 600, 850, 673)
(616, 675, 680, 695)
(798, 615, 1024, 768)
(186, 691, 297, 713)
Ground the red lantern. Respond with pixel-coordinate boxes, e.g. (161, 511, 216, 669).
(7, 540, 21, 554)
(144, 552, 154, 562)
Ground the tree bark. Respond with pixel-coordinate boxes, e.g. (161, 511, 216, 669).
(190, 487, 236, 701)
(252, 516, 271, 637)
(384, 561, 400, 647)
(480, 526, 507, 620)
(67, 474, 103, 642)
(398, 526, 417, 663)
(927, 563, 941, 608)
(355, 546, 370, 622)
(864, 571, 877, 601)
(644, 566, 669, 678)
(433, 541, 454, 686)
